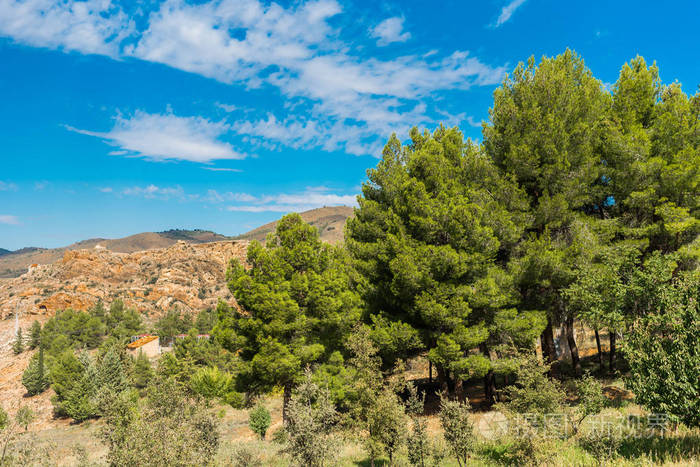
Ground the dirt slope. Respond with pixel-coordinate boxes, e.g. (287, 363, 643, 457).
(235, 205, 354, 244)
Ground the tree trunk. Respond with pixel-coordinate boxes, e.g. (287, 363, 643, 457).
(282, 382, 293, 425)
(436, 365, 449, 395)
(429, 360, 432, 384)
(479, 343, 496, 406)
(609, 331, 617, 374)
(565, 316, 581, 376)
(454, 378, 464, 401)
(594, 328, 603, 372)
(541, 319, 557, 375)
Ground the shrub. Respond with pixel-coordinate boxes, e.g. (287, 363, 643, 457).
(248, 404, 271, 440)
(29, 321, 41, 349)
(439, 395, 475, 467)
(285, 371, 338, 467)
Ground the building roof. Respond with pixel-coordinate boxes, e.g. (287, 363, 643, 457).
(127, 335, 158, 349)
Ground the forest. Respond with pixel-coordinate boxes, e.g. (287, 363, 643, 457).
(3, 50, 699, 466)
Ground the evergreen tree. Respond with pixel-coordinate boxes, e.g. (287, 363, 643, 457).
(29, 321, 41, 350)
(12, 328, 24, 355)
(131, 351, 153, 389)
(483, 49, 610, 372)
(213, 213, 362, 421)
(62, 351, 99, 422)
(22, 346, 49, 396)
(248, 404, 271, 440)
(347, 126, 544, 399)
(98, 346, 128, 391)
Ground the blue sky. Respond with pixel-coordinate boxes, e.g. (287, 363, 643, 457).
(1, 0, 699, 250)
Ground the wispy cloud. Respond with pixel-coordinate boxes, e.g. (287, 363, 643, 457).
(67, 111, 245, 163)
(0, 215, 20, 225)
(0, 181, 18, 191)
(202, 167, 243, 173)
(121, 184, 185, 200)
(493, 0, 527, 27)
(226, 187, 357, 212)
(370, 17, 411, 46)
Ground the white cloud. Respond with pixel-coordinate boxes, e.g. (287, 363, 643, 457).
(203, 167, 243, 173)
(0, 0, 133, 57)
(226, 187, 356, 212)
(0, 181, 18, 191)
(99, 187, 113, 193)
(493, 0, 527, 27)
(0, 215, 19, 225)
(204, 190, 256, 203)
(3, 0, 507, 157)
(121, 184, 185, 199)
(370, 16, 411, 46)
(68, 111, 245, 163)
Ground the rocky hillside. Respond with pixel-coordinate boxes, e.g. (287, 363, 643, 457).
(236, 206, 354, 244)
(0, 229, 234, 278)
(0, 240, 248, 320)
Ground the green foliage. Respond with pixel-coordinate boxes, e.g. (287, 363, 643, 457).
(573, 375, 607, 432)
(22, 347, 49, 396)
(29, 321, 41, 350)
(285, 370, 338, 467)
(12, 328, 23, 355)
(406, 384, 431, 467)
(497, 352, 565, 418)
(438, 396, 475, 467)
(15, 407, 34, 432)
(365, 387, 408, 466)
(248, 404, 271, 440)
(101, 377, 219, 466)
(623, 271, 700, 427)
(61, 351, 100, 422)
(131, 350, 153, 389)
(195, 308, 218, 334)
(214, 213, 362, 415)
(346, 124, 543, 392)
(155, 308, 193, 340)
(190, 366, 242, 407)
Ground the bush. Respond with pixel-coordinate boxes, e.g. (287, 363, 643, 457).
(101, 377, 219, 466)
(230, 445, 263, 467)
(439, 395, 475, 467)
(248, 404, 271, 440)
(285, 371, 338, 467)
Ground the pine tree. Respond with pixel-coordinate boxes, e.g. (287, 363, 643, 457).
(29, 321, 41, 350)
(213, 213, 362, 422)
(248, 404, 271, 440)
(12, 328, 24, 355)
(22, 346, 49, 396)
(347, 126, 545, 400)
(131, 350, 153, 389)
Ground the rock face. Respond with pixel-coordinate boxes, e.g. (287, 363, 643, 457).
(0, 240, 249, 319)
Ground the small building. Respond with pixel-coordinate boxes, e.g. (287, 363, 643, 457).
(126, 335, 160, 359)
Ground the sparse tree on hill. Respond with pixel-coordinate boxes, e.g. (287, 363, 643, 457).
(22, 346, 49, 396)
(12, 328, 24, 355)
(29, 321, 41, 350)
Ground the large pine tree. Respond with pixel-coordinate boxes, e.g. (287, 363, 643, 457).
(213, 213, 362, 421)
(346, 126, 545, 400)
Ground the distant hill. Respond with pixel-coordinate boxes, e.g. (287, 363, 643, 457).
(235, 206, 354, 244)
(0, 229, 234, 278)
(0, 208, 355, 278)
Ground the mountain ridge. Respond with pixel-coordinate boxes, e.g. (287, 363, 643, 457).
(0, 207, 354, 278)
